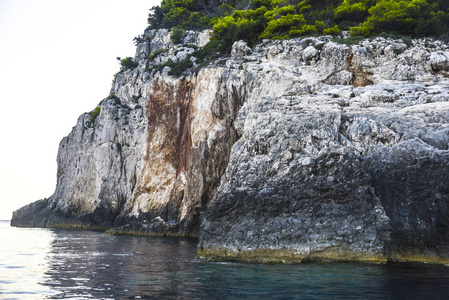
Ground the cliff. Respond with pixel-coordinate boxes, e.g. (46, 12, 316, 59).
(12, 28, 449, 264)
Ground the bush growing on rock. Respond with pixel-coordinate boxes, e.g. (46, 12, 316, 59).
(149, 48, 167, 61)
(118, 57, 138, 71)
(89, 106, 101, 124)
(171, 27, 186, 44)
(323, 24, 341, 35)
(145, 0, 449, 54)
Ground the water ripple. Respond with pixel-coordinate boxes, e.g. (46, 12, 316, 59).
(2, 221, 449, 299)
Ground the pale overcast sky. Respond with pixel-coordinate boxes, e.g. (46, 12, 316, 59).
(0, 0, 158, 220)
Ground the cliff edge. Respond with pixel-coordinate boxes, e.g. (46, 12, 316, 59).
(12, 29, 449, 264)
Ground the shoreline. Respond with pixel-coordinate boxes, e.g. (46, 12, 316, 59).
(9, 222, 449, 267)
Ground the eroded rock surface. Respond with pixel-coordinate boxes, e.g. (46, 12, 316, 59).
(199, 37, 449, 263)
(11, 30, 449, 263)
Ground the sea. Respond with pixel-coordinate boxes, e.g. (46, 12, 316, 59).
(2, 220, 449, 299)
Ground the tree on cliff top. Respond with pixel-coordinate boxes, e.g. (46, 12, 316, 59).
(147, 0, 449, 52)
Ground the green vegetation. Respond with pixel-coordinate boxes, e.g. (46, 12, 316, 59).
(314, 42, 326, 50)
(171, 27, 187, 44)
(147, 0, 449, 55)
(105, 94, 121, 105)
(159, 58, 194, 76)
(113, 57, 139, 81)
(149, 48, 167, 61)
(105, 94, 132, 110)
(117, 57, 138, 71)
(350, 0, 449, 37)
(90, 106, 101, 124)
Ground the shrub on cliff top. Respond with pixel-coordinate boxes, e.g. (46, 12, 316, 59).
(350, 0, 448, 37)
(145, 0, 448, 57)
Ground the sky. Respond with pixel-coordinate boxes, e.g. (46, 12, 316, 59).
(0, 0, 159, 220)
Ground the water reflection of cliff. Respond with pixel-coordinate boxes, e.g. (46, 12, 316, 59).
(44, 230, 199, 299)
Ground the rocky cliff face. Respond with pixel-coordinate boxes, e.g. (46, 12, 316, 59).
(199, 38, 449, 263)
(11, 29, 449, 263)
(12, 29, 239, 236)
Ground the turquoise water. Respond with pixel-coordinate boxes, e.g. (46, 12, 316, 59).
(1, 220, 449, 299)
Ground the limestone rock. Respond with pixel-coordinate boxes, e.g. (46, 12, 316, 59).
(199, 37, 449, 263)
(11, 32, 449, 264)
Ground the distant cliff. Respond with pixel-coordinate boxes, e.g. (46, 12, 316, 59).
(12, 28, 449, 264)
